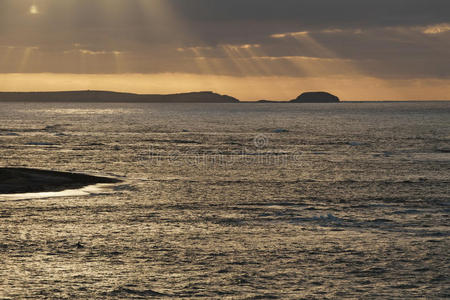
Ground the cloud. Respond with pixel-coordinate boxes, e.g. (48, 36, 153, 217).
(271, 32, 309, 39)
(0, 0, 449, 85)
(422, 23, 450, 34)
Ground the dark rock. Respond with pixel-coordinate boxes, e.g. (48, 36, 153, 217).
(273, 129, 289, 133)
(291, 92, 340, 103)
(0, 168, 121, 194)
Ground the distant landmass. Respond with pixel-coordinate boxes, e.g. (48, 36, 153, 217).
(0, 90, 341, 103)
(255, 100, 279, 103)
(0, 90, 240, 103)
(255, 92, 340, 103)
(291, 92, 340, 103)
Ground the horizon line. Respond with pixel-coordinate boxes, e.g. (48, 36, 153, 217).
(0, 89, 449, 103)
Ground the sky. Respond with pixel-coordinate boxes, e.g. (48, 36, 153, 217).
(0, 0, 449, 100)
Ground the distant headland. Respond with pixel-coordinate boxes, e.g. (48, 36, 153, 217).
(0, 90, 341, 103)
(0, 90, 240, 103)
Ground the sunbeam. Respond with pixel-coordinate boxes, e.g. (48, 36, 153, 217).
(0, 46, 15, 69)
(18, 46, 38, 72)
(270, 31, 362, 77)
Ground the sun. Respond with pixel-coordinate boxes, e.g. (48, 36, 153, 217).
(29, 4, 39, 15)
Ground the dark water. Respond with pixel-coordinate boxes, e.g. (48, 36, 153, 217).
(0, 102, 449, 298)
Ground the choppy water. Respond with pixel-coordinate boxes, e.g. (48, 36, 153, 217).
(0, 102, 449, 299)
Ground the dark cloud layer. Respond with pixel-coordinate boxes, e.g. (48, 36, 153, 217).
(3, 0, 449, 40)
(172, 0, 449, 28)
(4, 0, 449, 25)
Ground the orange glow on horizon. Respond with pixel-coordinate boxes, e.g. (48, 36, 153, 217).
(0, 73, 449, 101)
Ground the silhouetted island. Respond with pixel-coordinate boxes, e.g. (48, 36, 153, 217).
(0, 91, 240, 103)
(0, 168, 121, 194)
(290, 92, 340, 103)
(0, 90, 342, 103)
(255, 100, 279, 103)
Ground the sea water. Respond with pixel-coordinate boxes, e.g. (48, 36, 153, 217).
(0, 102, 449, 298)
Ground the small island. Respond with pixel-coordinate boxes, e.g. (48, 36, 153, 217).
(0, 168, 121, 194)
(290, 92, 340, 103)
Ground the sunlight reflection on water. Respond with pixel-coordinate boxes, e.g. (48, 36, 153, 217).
(0, 102, 448, 298)
(22, 108, 142, 115)
(0, 183, 118, 201)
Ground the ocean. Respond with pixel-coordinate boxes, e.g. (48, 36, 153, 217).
(0, 101, 449, 298)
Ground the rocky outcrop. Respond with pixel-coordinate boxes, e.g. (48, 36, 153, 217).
(291, 92, 340, 103)
(0, 168, 120, 194)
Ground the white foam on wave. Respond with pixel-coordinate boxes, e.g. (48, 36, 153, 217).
(0, 183, 118, 201)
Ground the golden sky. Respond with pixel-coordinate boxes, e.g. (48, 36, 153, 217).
(0, 0, 449, 100)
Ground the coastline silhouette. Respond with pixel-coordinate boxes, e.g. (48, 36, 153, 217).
(0, 90, 340, 103)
